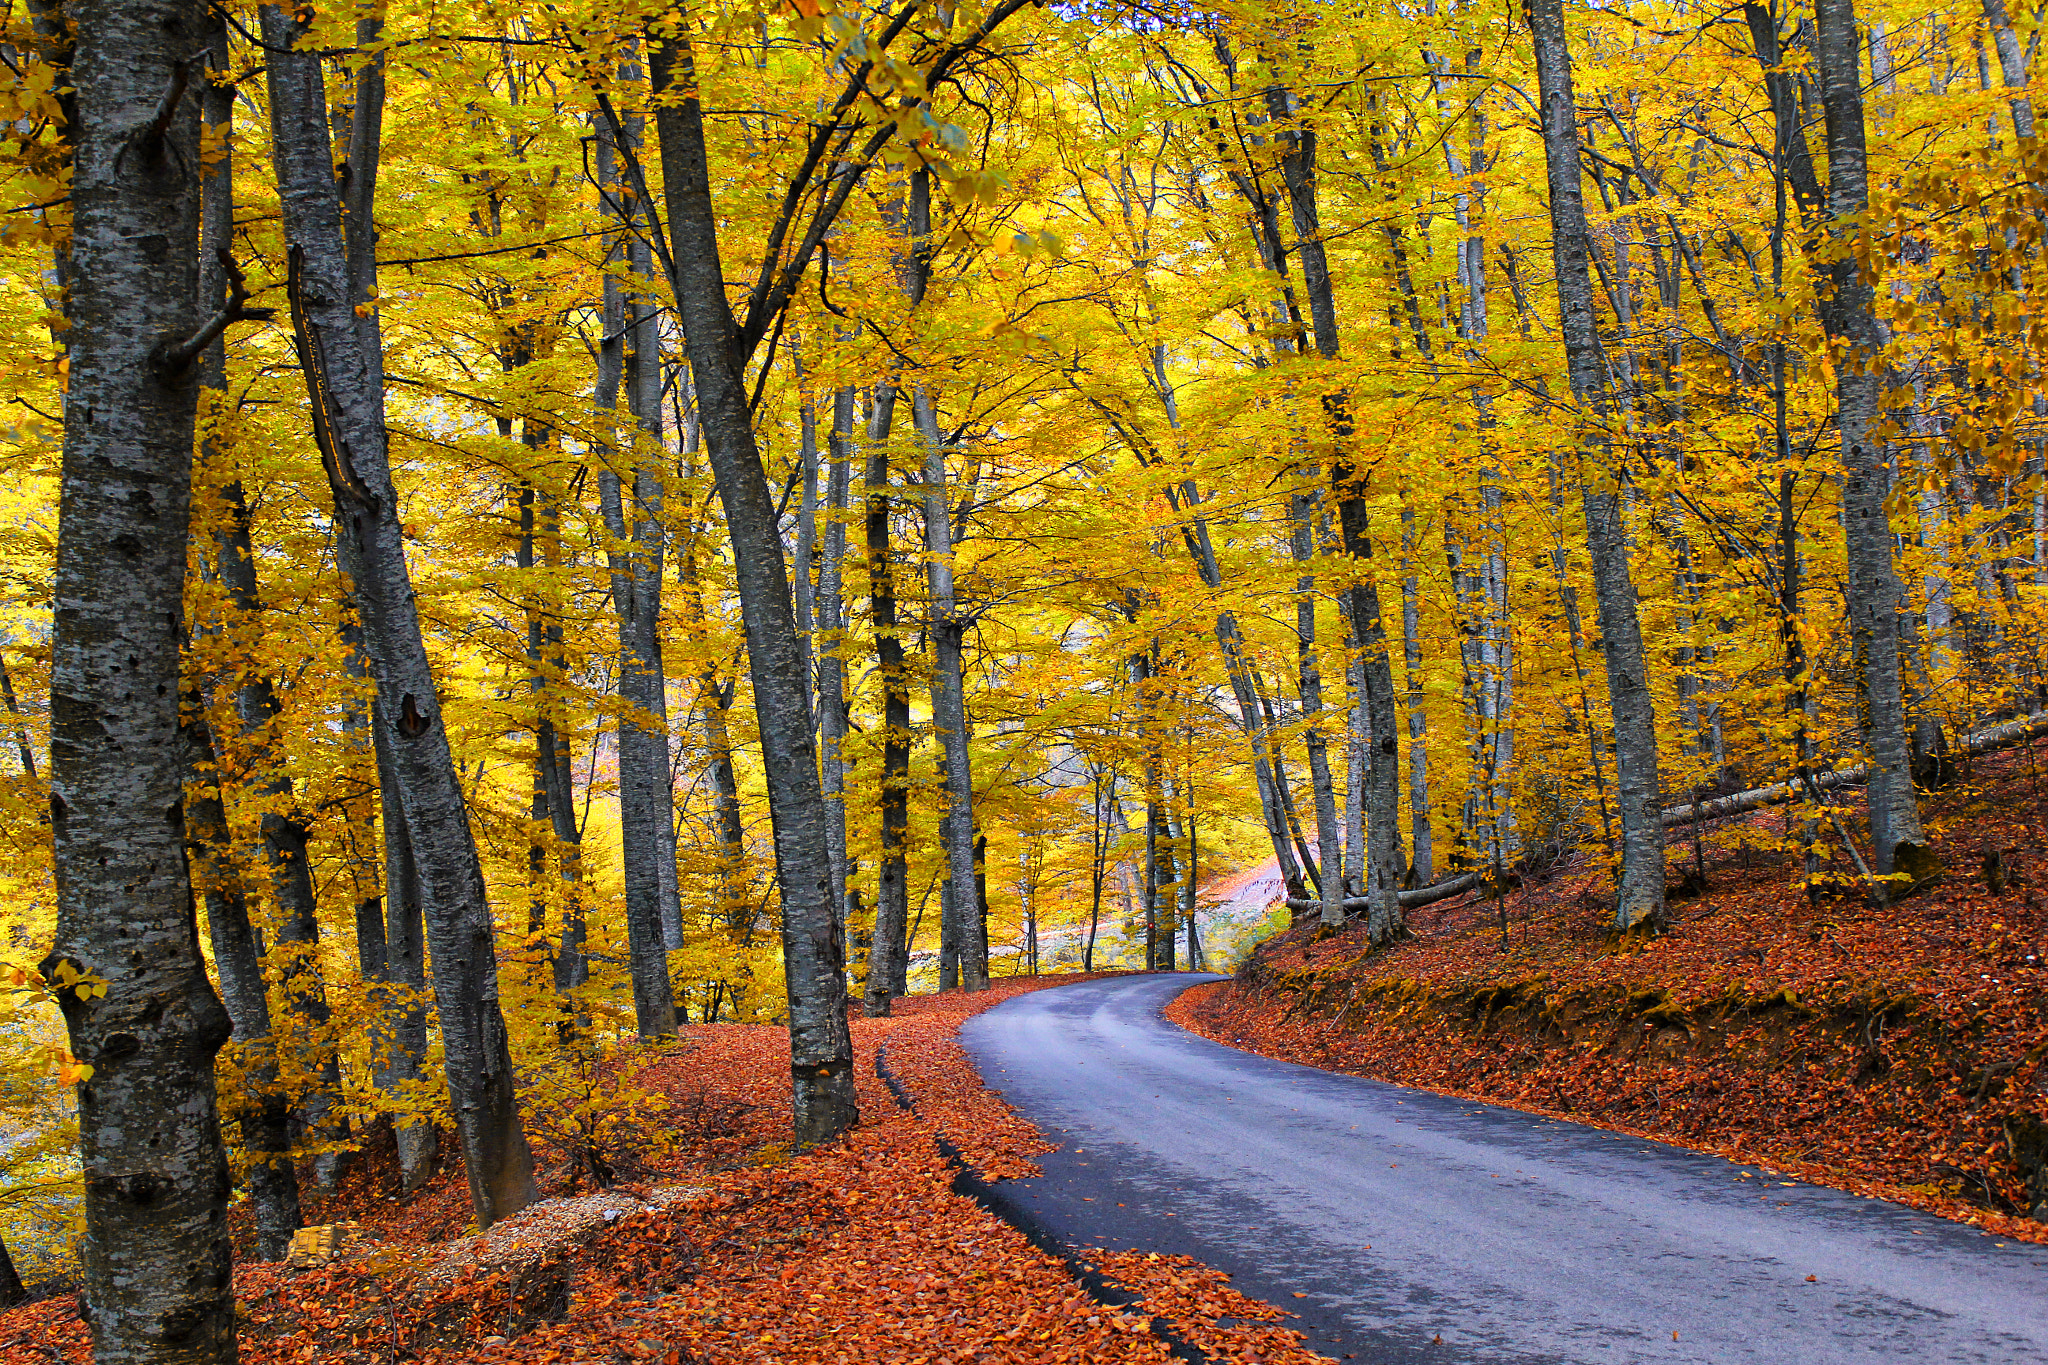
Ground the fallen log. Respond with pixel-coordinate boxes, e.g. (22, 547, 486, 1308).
(1286, 872, 1483, 919)
(1285, 713, 2048, 920)
(1658, 713, 2048, 828)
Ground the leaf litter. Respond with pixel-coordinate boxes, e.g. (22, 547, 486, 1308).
(0, 974, 1333, 1363)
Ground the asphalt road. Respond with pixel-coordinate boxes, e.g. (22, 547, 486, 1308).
(959, 973, 2048, 1364)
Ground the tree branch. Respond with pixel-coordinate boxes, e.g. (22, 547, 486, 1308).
(154, 249, 275, 381)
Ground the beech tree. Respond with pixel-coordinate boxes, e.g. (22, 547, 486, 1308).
(41, 0, 239, 1357)
(261, 1, 536, 1227)
(1811, 0, 1932, 885)
(620, 0, 1036, 1136)
(1528, 0, 1668, 930)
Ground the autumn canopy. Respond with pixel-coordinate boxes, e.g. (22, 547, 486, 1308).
(2, 0, 2045, 1357)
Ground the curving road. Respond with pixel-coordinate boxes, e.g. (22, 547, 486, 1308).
(960, 974, 2048, 1364)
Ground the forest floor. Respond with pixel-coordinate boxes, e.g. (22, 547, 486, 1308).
(0, 975, 1330, 1364)
(1170, 737, 2048, 1248)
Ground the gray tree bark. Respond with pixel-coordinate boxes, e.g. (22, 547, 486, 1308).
(1438, 69, 1516, 864)
(262, 1, 535, 1225)
(916, 385, 987, 989)
(817, 383, 855, 940)
(861, 381, 913, 1006)
(1812, 0, 1930, 879)
(1178, 799, 1204, 970)
(41, 1, 238, 1354)
(594, 100, 677, 1033)
(1289, 494, 1345, 928)
(1981, 0, 2038, 138)
(515, 465, 596, 1007)
(1185, 554, 1301, 890)
(1529, 0, 1669, 930)
(211, 418, 346, 1197)
(1343, 640, 1368, 894)
(368, 678, 435, 1192)
(1264, 79, 1404, 941)
(190, 20, 299, 1261)
(676, 468, 752, 957)
(648, 37, 857, 1140)
(0, 651, 36, 783)
(793, 367, 820, 693)
(183, 704, 300, 1264)
(1395, 504, 1432, 883)
(329, 4, 434, 1193)
(186, 9, 346, 1194)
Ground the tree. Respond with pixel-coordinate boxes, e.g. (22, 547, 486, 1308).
(1811, 0, 1931, 886)
(642, 25, 859, 1139)
(1528, 0, 1667, 932)
(261, 1, 536, 1228)
(593, 74, 681, 1034)
(41, 0, 239, 1356)
(623, 0, 1036, 1135)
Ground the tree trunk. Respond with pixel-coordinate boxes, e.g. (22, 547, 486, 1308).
(673, 458, 753, 968)
(518, 466, 598, 1008)
(1441, 46, 1516, 861)
(1264, 79, 1404, 941)
(1086, 767, 1110, 972)
(1981, 0, 2038, 138)
(593, 100, 677, 1032)
(1020, 842, 1038, 976)
(1813, 0, 1930, 881)
(1396, 501, 1433, 883)
(0, 1233, 24, 1310)
(917, 387, 986, 989)
(793, 356, 821, 696)
(973, 830, 993, 975)
(263, 1, 536, 1225)
(215, 451, 346, 1197)
(332, 2, 434, 1195)
(649, 38, 856, 1142)
(42, 2, 238, 1354)
(818, 383, 855, 937)
(859, 381, 912, 1011)
(1165, 797, 1195, 970)
(0, 651, 37, 782)
(191, 20, 301, 1261)
(369, 682, 435, 1193)
(1290, 493, 1346, 928)
(614, 71, 682, 952)
(1529, 0, 1669, 931)
(1343, 639, 1367, 894)
(183, 705, 301, 1264)
(1142, 458, 1302, 890)
(191, 20, 344, 1194)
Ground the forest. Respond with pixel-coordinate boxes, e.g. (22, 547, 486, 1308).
(3, 0, 2047, 1358)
